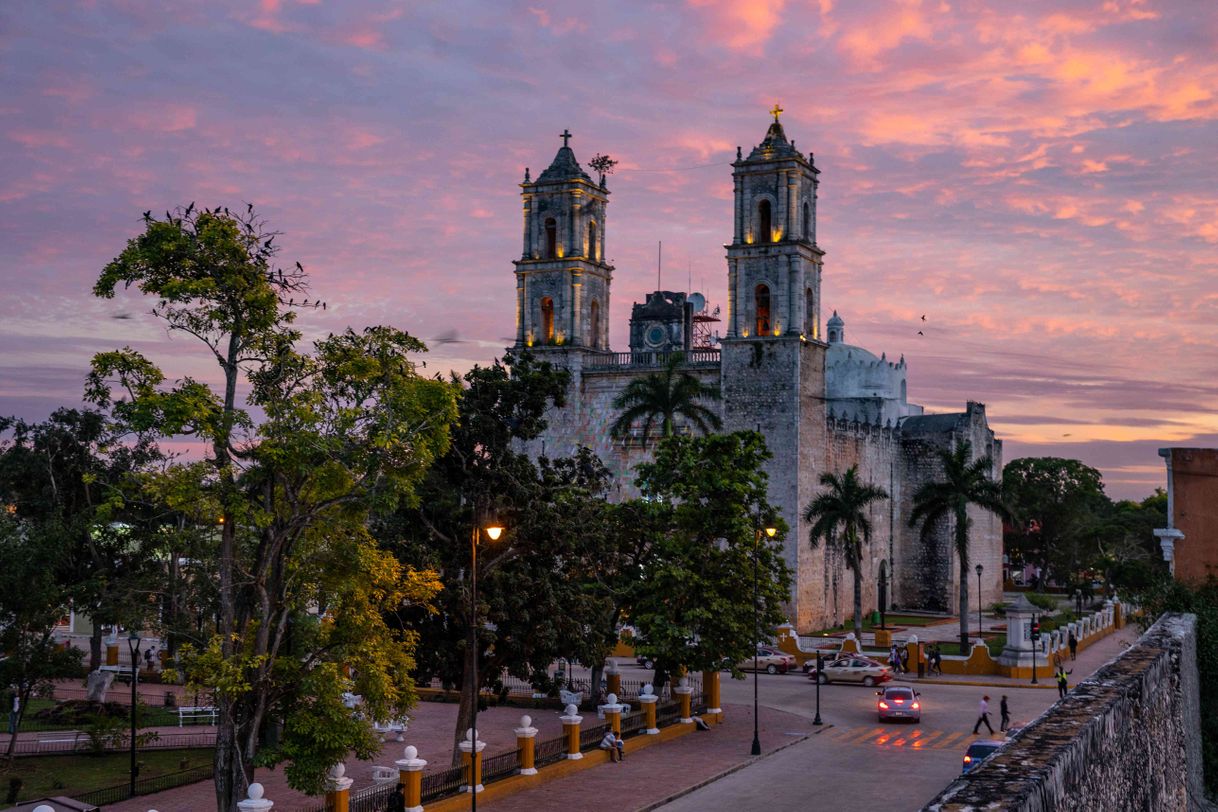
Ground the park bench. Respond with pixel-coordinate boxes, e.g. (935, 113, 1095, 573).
(177, 705, 218, 726)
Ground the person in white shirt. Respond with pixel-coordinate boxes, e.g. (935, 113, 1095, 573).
(972, 694, 994, 735)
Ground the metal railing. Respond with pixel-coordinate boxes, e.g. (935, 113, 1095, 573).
(420, 765, 465, 803)
(348, 781, 394, 812)
(10, 730, 216, 757)
(481, 747, 521, 785)
(534, 733, 569, 769)
(584, 349, 720, 370)
(75, 762, 214, 806)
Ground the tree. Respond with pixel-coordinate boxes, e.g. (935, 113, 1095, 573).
(609, 353, 721, 447)
(0, 516, 84, 760)
(910, 441, 1010, 651)
(1003, 457, 1109, 585)
(89, 205, 457, 806)
(0, 409, 163, 671)
(627, 432, 791, 687)
(381, 352, 587, 763)
(803, 466, 889, 641)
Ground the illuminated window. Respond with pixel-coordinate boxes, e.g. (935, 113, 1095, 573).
(540, 296, 555, 342)
(590, 299, 600, 349)
(545, 218, 557, 259)
(758, 200, 772, 243)
(755, 284, 771, 337)
(588, 221, 598, 261)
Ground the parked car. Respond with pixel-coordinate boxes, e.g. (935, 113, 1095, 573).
(757, 647, 796, 671)
(805, 656, 893, 686)
(734, 647, 792, 674)
(875, 686, 921, 722)
(962, 739, 1005, 773)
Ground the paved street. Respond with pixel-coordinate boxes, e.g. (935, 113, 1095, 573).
(655, 625, 1139, 811)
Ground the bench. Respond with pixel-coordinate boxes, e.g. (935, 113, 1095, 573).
(178, 706, 218, 726)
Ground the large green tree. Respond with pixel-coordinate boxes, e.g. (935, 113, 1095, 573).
(609, 353, 721, 447)
(627, 431, 791, 687)
(804, 466, 889, 641)
(1003, 456, 1109, 585)
(89, 205, 457, 805)
(910, 441, 1010, 651)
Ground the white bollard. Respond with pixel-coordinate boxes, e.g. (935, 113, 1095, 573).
(237, 782, 274, 811)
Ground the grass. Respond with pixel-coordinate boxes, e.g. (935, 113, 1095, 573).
(934, 634, 1007, 658)
(1, 749, 213, 807)
(18, 699, 189, 732)
(807, 613, 951, 636)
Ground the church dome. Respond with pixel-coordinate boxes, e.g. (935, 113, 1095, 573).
(537, 139, 591, 184)
(826, 310, 845, 343)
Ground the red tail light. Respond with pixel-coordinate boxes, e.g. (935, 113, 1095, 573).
(912, 702, 921, 709)
(894, 698, 904, 703)
(878, 701, 889, 709)
(963, 755, 972, 763)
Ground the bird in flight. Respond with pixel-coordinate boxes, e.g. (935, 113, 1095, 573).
(921, 314, 927, 321)
(917, 330, 924, 336)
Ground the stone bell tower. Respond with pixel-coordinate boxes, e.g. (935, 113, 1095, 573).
(720, 107, 830, 629)
(513, 129, 613, 352)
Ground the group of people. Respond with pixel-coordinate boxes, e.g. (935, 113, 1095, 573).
(887, 642, 943, 676)
(972, 694, 1012, 734)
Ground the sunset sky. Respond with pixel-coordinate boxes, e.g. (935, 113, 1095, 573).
(3, 0, 1216, 498)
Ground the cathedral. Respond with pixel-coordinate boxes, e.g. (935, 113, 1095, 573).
(509, 113, 1003, 632)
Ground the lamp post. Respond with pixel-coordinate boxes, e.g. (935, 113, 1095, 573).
(812, 650, 823, 726)
(126, 630, 141, 797)
(751, 525, 776, 757)
(470, 521, 503, 812)
(974, 564, 984, 641)
(1030, 614, 1039, 685)
(878, 565, 888, 631)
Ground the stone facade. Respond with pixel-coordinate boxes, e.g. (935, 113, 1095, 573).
(1158, 447, 1218, 584)
(924, 613, 1213, 812)
(512, 117, 1004, 632)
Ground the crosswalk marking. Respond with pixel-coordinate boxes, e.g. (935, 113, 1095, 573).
(815, 725, 980, 751)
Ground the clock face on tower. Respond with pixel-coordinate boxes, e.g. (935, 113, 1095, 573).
(644, 322, 668, 349)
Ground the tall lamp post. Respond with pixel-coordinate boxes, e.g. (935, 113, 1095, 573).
(751, 524, 777, 757)
(974, 564, 984, 641)
(469, 521, 503, 812)
(127, 630, 141, 797)
(878, 565, 888, 631)
(812, 651, 823, 726)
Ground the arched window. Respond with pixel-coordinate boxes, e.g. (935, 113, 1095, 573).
(540, 296, 555, 342)
(803, 202, 810, 240)
(758, 200, 772, 243)
(754, 284, 771, 336)
(589, 300, 600, 349)
(588, 221, 598, 261)
(805, 288, 815, 336)
(544, 218, 557, 259)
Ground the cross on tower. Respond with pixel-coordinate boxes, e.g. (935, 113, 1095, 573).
(560, 128, 572, 147)
(770, 103, 783, 122)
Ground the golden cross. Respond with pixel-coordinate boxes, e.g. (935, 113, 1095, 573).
(770, 103, 783, 122)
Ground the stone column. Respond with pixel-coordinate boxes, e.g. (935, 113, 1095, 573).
(733, 175, 743, 243)
(674, 676, 693, 724)
(561, 703, 583, 760)
(571, 269, 582, 345)
(459, 728, 486, 794)
(516, 276, 526, 345)
(600, 693, 624, 736)
(237, 782, 274, 811)
(522, 196, 532, 258)
(324, 763, 353, 812)
(702, 670, 722, 722)
(395, 746, 426, 812)
(515, 714, 539, 776)
(638, 684, 659, 734)
(606, 662, 622, 697)
(727, 262, 738, 337)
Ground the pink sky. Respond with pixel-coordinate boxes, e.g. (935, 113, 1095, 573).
(2, 0, 1216, 498)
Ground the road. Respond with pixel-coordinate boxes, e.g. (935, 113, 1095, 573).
(644, 625, 1139, 811)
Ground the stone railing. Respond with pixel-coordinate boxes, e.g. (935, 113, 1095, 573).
(583, 349, 720, 370)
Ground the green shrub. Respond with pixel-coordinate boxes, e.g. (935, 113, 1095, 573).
(1026, 592, 1059, 611)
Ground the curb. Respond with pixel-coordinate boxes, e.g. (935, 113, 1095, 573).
(895, 677, 1057, 689)
(633, 732, 811, 812)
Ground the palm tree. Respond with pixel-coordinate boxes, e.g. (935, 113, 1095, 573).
(803, 466, 889, 641)
(609, 352, 721, 447)
(909, 441, 1011, 651)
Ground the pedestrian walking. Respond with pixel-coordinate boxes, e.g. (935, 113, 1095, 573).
(889, 644, 902, 673)
(899, 646, 909, 674)
(386, 782, 406, 812)
(999, 695, 1010, 732)
(972, 694, 994, 735)
(1068, 631, 1078, 661)
(1055, 667, 1072, 699)
(930, 643, 942, 676)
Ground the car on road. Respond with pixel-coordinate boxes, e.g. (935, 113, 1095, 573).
(875, 686, 921, 722)
(962, 739, 1005, 773)
(805, 655, 893, 686)
(734, 647, 793, 674)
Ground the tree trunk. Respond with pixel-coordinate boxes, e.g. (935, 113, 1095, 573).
(452, 646, 477, 767)
(588, 662, 604, 710)
(89, 624, 103, 673)
(957, 507, 970, 652)
(853, 566, 864, 642)
(214, 705, 240, 812)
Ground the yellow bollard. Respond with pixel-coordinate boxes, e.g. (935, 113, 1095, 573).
(325, 763, 352, 812)
(638, 684, 659, 734)
(459, 728, 486, 793)
(601, 693, 624, 736)
(674, 677, 693, 724)
(395, 746, 426, 812)
(702, 670, 722, 723)
(515, 714, 539, 776)
(561, 704, 583, 759)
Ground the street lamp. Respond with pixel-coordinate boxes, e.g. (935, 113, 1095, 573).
(878, 565, 888, 631)
(974, 564, 984, 642)
(470, 521, 503, 812)
(812, 650, 823, 726)
(751, 525, 777, 757)
(126, 630, 141, 798)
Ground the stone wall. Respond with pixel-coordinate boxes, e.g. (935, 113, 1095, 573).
(923, 613, 1213, 812)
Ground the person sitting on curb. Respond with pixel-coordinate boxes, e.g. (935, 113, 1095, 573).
(599, 728, 621, 762)
(614, 732, 626, 762)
